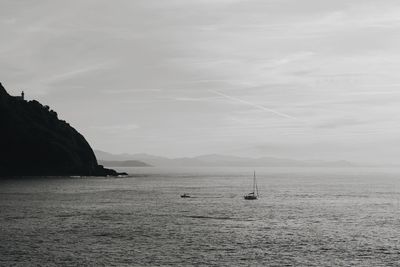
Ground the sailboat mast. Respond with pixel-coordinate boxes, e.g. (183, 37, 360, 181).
(253, 171, 256, 193)
(255, 177, 259, 197)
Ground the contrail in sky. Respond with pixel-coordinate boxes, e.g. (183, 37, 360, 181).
(209, 90, 298, 120)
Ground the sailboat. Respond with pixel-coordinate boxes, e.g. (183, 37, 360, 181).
(244, 171, 259, 200)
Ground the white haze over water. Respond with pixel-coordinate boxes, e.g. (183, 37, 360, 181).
(2, 0, 400, 163)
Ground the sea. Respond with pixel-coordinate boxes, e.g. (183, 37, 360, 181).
(1, 167, 400, 266)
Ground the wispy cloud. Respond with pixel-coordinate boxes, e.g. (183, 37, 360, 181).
(314, 118, 367, 129)
(45, 62, 115, 84)
(209, 90, 298, 120)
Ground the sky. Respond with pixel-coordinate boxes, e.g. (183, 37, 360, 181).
(2, 0, 400, 163)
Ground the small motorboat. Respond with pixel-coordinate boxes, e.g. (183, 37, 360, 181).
(180, 193, 191, 198)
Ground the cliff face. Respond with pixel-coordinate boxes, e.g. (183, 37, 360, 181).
(0, 83, 122, 177)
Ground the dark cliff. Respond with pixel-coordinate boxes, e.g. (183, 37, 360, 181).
(0, 83, 124, 177)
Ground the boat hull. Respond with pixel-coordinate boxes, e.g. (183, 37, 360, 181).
(244, 195, 258, 200)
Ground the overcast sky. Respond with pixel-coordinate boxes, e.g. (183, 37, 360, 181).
(2, 0, 400, 163)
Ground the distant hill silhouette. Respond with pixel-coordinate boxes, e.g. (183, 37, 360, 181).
(99, 160, 151, 167)
(94, 150, 356, 168)
(0, 83, 125, 177)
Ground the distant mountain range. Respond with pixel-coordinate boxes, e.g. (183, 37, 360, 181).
(98, 160, 151, 167)
(94, 150, 356, 168)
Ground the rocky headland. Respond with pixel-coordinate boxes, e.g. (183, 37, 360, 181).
(0, 83, 126, 177)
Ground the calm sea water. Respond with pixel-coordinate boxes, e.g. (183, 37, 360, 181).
(1, 167, 400, 266)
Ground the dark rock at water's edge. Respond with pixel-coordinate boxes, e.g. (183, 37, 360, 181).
(0, 83, 127, 177)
